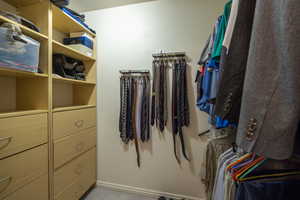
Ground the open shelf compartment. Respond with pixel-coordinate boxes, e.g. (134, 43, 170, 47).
(53, 81, 96, 110)
(0, 0, 50, 75)
(52, 5, 96, 38)
(0, 76, 49, 116)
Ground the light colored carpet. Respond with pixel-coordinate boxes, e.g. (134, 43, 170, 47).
(83, 187, 157, 200)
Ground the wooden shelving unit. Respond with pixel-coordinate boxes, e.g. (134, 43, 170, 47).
(0, 1, 97, 200)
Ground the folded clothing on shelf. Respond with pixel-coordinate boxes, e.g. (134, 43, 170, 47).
(0, 10, 40, 32)
(66, 44, 93, 57)
(70, 32, 93, 41)
(0, 23, 40, 73)
(53, 54, 86, 80)
(63, 35, 94, 57)
(63, 36, 93, 50)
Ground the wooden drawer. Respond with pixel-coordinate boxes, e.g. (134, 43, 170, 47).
(54, 127, 96, 169)
(54, 148, 96, 199)
(0, 144, 48, 199)
(0, 113, 48, 159)
(53, 108, 96, 140)
(3, 175, 48, 200)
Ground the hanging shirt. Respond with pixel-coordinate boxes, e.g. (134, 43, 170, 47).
(196, 17, 221, 114)
(212, 0, 232, 59)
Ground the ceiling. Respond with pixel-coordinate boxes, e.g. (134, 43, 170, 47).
(68, 0, 156, 12)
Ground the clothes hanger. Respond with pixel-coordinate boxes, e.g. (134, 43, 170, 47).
(232, 156, 265, 181)
(237, 159, 267, 181)
(237, 160, 300, 182)
(226, 153, 252, 171)
(231, 153, 256, 171)
(239, 170, 300, 182)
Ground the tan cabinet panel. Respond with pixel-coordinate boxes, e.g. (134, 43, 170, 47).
(53, 108, 96, 140)
(0, 113, 48, 159)
(54, 148, 96, 199)
(0, 144, 48, 199)
(3, 175, 48, 200)
(54, 127, 96, 169)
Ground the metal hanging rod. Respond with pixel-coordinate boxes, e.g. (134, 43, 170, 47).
(119, 70, 150, 74)
(152, 52, 186, 58)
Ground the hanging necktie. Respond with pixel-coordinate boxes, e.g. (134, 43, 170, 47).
(119, 72, 151, 167)
(119, 76, 131, 143)
(151, 59, 168, 132)
(151, 60, 157, 126)
(172, 58, 190, 162)
(131, 78, 141, 167)
(141, 76, 151, 142)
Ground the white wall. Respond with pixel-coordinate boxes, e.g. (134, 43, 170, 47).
(85, 0, 224, 199)
(69, 0, 156, 12)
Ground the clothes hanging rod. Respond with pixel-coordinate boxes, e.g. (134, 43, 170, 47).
(152, 52, 186, 58)
(119, 70, 150, 74)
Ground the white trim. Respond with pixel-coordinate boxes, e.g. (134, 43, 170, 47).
(97, 180, 205, 200)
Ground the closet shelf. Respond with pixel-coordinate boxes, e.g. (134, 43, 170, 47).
(52, 5, 96, 38)
(0, 15, 48, 42)
(53, 105, 96, 113)
(0, 67, 48, 78)
(53, 76, 96, 86)
(52, 40, 96, 62)
(2, 0, 46, 8)
(0, 109, 48, 119)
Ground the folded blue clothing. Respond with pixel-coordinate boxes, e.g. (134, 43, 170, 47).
(63, 36, 94, 49)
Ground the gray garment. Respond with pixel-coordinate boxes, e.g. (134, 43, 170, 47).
(203, 128, 236, 200)
(224, 170, 236, 200)
(236, 0, 300, 160)
(198, 35, 211, 65)
(212, 152, 237, 200)
(135, 79, 144, 139)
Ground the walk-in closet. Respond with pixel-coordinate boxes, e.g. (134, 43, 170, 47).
(0, 0, 299, 200)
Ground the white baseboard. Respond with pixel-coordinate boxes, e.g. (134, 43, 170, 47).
(97, 180, 205, 200)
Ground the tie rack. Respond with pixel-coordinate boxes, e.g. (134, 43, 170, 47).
(119, 70, 150, 74)
(152, 52, 186, 58)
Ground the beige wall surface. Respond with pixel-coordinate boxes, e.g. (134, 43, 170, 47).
(84, 0, 225, 199)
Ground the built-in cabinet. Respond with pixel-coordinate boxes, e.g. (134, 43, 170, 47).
(0, 0, 97, 199)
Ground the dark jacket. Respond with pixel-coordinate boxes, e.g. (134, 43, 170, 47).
(214, 0, 257, 124)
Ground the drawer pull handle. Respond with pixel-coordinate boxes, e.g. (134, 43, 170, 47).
(0, 176, 12, 192)
(0, 137, 13, 150)
(75, 120, 84, 128)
